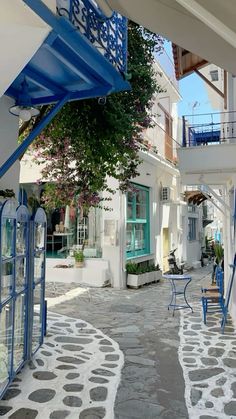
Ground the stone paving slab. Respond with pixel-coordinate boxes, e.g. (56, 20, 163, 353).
(179, 302, 236, 418)
(1, 265, 227, 419)
(49, 276, 190, 418)
(0, 312, 124, 418)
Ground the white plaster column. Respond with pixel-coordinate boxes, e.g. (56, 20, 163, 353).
(102, 178, 126, 288)
(0, 96, 20, 197)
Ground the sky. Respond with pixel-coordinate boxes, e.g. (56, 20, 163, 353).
(178, 73, 219, 117)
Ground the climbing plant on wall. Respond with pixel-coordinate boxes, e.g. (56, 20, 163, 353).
(31, 22, 164, 213)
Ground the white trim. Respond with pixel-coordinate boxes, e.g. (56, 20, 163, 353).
(176, 0, 236, 49)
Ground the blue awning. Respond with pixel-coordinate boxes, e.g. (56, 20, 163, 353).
(6, 0, 130, 106)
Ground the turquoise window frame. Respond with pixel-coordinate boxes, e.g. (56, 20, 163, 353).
(126, 184, 150, 259)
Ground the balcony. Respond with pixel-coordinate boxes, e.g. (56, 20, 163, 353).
(139, 120, 180, 166)
(5, 0, 129, 107)
(182, 111, 236, 147)
(178, 111, 236, 185)
(57, 0, 127, 74)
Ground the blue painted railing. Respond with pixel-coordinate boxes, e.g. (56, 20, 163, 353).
(57, 0, 127, 74)
(182, 111, 236, 147)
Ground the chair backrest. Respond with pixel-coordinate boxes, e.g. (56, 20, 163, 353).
(215, 267, 224, 295)
(224, 259, 236, 311)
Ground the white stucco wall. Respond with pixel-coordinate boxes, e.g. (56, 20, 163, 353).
(0, 1, 51, 98)
(102, 152, 183, 287)
(0, 96, 20, 196)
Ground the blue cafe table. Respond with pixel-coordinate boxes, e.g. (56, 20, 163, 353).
(163, 274, 193, 316)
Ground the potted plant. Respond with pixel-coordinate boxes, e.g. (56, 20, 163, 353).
(153, 263, 161, 282)
(74, 250, 84, 268)
(126, 262, 161, 288)
(212, 242, 224, 283)
(214, 243, 224, 268)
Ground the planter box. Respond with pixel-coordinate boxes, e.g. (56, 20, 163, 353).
(127, 270, 161, 288)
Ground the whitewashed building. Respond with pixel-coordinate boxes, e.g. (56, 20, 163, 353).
(20, 54, 201, 288)
(175, 56, 236, 323)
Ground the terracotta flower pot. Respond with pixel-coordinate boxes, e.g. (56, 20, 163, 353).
(75, 261, 84, 268)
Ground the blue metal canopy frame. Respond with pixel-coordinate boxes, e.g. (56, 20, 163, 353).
(0, 94, 71, 179)
(6, 0, 130, 106)
(1, 0, 130, 178)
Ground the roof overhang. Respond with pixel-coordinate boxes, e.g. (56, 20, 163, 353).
(99, 0, 236, 75)
(185, 190, 211, 206)
(172, 45, 208, 80)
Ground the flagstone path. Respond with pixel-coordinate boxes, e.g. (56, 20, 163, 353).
(0, 312, 123, 419)
(179, 302, 236, 419)
(1, 265, 236, 418)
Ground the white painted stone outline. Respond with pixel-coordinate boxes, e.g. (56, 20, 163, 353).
(0, 311, 124, 419)
(179, 302, 236, 419)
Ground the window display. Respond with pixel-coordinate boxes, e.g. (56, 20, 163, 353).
(32, 283, 43, 353)
(34, 222, 45, 250)
(16, 221, 27, 255)
(2, 218, 14, 259)
(14, 294, 26, 370)
(0, 303, 13, 392)
(0, 202, 46, 399)
(15, 258, 26, 292)
(1, 261, 14, 302)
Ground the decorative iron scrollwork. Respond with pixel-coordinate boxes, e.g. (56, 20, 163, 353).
(56, 0, 127, 74)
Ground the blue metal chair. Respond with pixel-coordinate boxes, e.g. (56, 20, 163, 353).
(221, 262, 236, 333)
(201, 267, 224, 324)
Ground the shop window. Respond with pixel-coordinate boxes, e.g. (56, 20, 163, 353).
(188, 217, 197, 241)
(126, 185, 150, 258)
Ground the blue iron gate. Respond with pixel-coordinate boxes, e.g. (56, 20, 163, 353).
(0, 200, 46, 399)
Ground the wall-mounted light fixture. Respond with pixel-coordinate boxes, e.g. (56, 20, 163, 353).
(9, 79, 40, 122)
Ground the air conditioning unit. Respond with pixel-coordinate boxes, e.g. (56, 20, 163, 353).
(161, 186, 172, 202)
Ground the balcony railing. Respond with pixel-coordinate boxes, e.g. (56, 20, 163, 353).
(182, 111, 236, 147)
(139, 120, 181, 165)
(57, 0, 127, 74)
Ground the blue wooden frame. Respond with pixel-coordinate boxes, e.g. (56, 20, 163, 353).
(30, 208, 47, 356)
(6, 0, 130, 107)
(0, 201, 30, 399)
(221, 259, 236, 333)
(201, 267, 224, 325)
(126, 184, 150, 259)
(0, 202, 47, 400)
(0, 95, 71, 180)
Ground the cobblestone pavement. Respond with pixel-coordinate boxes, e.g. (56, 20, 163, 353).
(49, 273, 194, 419)
(2, 265, 236, 418)
(0, 312, 123, 418)
(179, 269, 236, 419)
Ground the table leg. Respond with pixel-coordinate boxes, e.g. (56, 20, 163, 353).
(183, 279, 193, 312)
